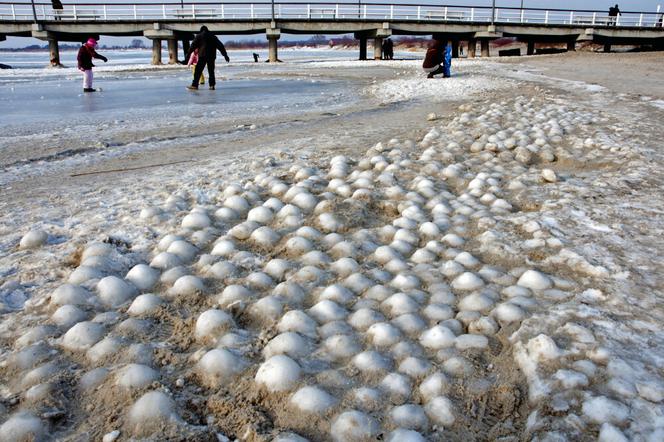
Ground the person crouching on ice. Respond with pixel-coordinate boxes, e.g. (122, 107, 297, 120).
(187, 48, 205, 85)
(77, 38, 107, 92)
(422, 36, 452, 79)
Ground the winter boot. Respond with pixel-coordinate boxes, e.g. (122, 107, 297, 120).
(83, 88, 97, 92)
(186, 85, 198, 91)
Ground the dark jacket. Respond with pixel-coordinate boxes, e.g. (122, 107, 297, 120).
(423, 39, 445, 69)
(77, 45, 106, 70)
(188, 30, 228, 61)
(52, 0, 63, 10)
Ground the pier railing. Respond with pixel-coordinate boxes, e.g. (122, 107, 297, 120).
(1, 2, 663, 28)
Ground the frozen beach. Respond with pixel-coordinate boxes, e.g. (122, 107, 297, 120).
(1, 50, 664, 441)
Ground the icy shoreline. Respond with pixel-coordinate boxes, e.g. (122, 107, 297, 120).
(1, 55, 664, 441)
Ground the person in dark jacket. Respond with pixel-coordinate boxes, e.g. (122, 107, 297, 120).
(185, 26, 230, 91)
(608, 4, 621, 26)
(422, 37, 452, 79)
(77, 38, 107, 92)
(383, 38, 394, 60)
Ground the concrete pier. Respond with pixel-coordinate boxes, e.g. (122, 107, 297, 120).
(152, 39, 162, 65)
(374, 37, 383, 59)
(468, 38, 476, 58)
(481, 39, 490, 57)
(167, 39, 177, 64)
(267, 28, 280, 62)
(182, 39, 190, 60)
(48, 38, 61, 66)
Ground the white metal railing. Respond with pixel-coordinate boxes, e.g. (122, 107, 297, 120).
(0, 2, 662, 28)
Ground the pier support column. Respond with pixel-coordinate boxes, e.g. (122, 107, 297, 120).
(480, 39, 490, 57)
(167, 39, 178, 64)
(266, 28, 281, 62)
(152, 39, 162, 65)
(603, 43, 611, 52)
(567, 40, 576, 51)
(468, 39, 476, 58)
(374, 37, 383, 60)
(182, 39, 190, 60)
(527, 40, 535, 55)
(452, 40, 459, 58)
(48, 38, 61, 67)
(358, 37, 367, 60)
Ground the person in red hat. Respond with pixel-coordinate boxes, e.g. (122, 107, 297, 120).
(77, 38, 108, 92)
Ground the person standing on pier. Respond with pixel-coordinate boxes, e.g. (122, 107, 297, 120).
(185, 26, 230, 91)
(51, 0, 63, 20)
(608, 4, 621, 26)
(77, 38, 107, 93)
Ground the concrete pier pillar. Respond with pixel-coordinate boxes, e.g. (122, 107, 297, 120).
(152, 39, 162, 65)
(468, 39, 476, 58)
(266, 28, 281, 62)
(359, 37, 367, 60)
(603, 43, 611, 52)
(374, 37, 383, 60)
(527, 40, 535, 55)
(567, 40, 576, 51)
(480, 39, 490, 57)
(452, 40, 460, 58)
(48, 38, 61, 66)
(182, 39, 190, 60)
(167, 39, 178, 64)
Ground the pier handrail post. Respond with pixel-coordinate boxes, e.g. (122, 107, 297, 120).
(307, 4, 310, 19)
(390, 5, 393, 20)
(470, 7, 474, 21)
(133, 4, 137, 20)
(569, 11, 573, 24)
(251, 4, 254, 19)
(544, 10, 549, 24)
(73, 4, 77, 20)
(592, 12, 596, 25)
(103, 4, 107, 20)
(162, 4, 166, 19)
(520, 8, 524, 23)
(30, 0, 37, 22)
(271, 0, 275, 20)
(417, 6, 420, 20)
(363, 4, 366, 19)
(444, 6, 447, 20)
(491, 0, 495, 24)
(11, 4, 15, 20)
(41, 4, 45, 20)
(638, 13, 643, 26)
(336, 4, 340, 19)
(221, 4, 225, 19)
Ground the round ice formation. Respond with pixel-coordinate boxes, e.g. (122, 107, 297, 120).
(285, 236, 314, 255)
(197, 349, 245, 387)
(319, 213, 343, 232)
(170, 275, 204, 295)
(348, 308, 385, 330)
(115, 364, 159, 389)
(291, 192, 318, 213)
(455, 334, 489, 350)
(392, 274, 421, 291)
(126, 264, 160, 291)
(290, 386, 337, 414)
(51, 305, 87, 328)
(150, 252, 182, 270)
(224, 195, 250, 214)
(0, 411, 44, 441)
(181, 212, 211, 230)
(51, 284, 91, 306)
(582, 396, 629, 425)
(382, 293, 419, 317)
(419, 373, 449, 401)
(160, 266, 189, 285)
(255, 355, 302, 392)
(229, 221, 258, 240)
(211, 239, 236, 257)
(264, 259, 292, 281)
(97, 276, 136, 307)
(87, 336, 123, 363)
(195, 309, 234, 342)
(19, 230, 48, 249)
(320, 284, 355, 305)
(128, 391, 178, 431)
(248, 206, 274, 224)
(277, 310, 318, 338)
(250, 226, 281, 248)
(380, 373, 412, 402)
(274, 433, 309, 442)
(527, 334, 562, 361)
(263, 332, 310, 359)
(68, 266, 103, 285)
(398, 357, 432, 378)
(387, 429, 426, 442)
(367, 323, 402, 347)
(62, 321, 105, 351)
(493, 303, 526, 323)
(324, 334, 361, 359)
(309, 300, 348, 323)
(598, 423, 629, 442)
(209, 260, 236, 279)
(166, 240, 198, 262)
(419, 325, 456, 349)
(352, 351, 391, 373)
(517, 270, 553, 291)
(250, 296, 283, 322)
(425, 396, 455, 426)
(451, 272, 485, 291)
(273, 282, 305, 306)
(390, 404, 428, 430)
(127, 294, 163, 316)
(458, 292, 495, 312)
(218, 285, 253, 307)
(330, 411, 380, 442)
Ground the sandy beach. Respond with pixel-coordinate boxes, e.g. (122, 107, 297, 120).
(1, 51, 663, 441)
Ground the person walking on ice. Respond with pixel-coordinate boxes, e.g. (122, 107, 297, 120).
(187, 48, 205, 86)
(185, 26, 230, 91)
(77, 38, 107, 92)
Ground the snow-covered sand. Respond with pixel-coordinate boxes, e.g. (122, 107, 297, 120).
(1, 52, 664, 441)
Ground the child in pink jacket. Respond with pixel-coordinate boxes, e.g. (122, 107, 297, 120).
(187, 48, 205, 85)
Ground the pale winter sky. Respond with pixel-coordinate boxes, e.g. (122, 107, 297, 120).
(1, 0, 662, 48)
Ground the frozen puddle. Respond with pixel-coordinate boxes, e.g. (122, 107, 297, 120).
(1, 81, 663, 441)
